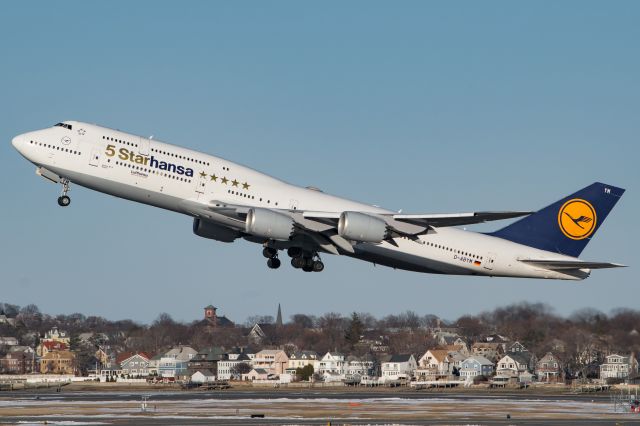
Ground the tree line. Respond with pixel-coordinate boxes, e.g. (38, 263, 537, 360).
(1, 302, 638, 369)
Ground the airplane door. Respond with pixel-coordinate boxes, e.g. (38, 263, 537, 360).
(138, 137, 150, 156)
(89, 148, 101, 167)
(483, 252, 496, 270)
(289, 199, 299, 210)
(195, 172, 207, 194)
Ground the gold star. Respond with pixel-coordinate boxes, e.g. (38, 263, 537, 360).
(231, 179, 239, 187)
(199, 171, 207, 178)
(242, 182, 250, 190)
(210, 174, 218, 181)
(221, 176, 228, 185)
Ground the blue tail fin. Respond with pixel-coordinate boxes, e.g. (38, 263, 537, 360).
(491, 182, 625, 257)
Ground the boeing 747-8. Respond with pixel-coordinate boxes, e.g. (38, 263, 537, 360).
(12, 121, 625, 279)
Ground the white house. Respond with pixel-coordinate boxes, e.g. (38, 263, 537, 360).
(496, 353, 531, 378)
(416, 349, 456, 379)
(0, 336, 19, 346)
(218, 353, 252, 380)
(381, 354, 417, 379)
(345, 355, 375, 376)
(191, 369, 216, 383)
(600, 354, 638, 380)
(459, 355, 494, 380)
(316, 352, 346, 376)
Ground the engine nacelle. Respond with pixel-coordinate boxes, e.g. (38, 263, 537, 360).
(193, 218, 240, 243)
(338, 211, 388, 243)
(245, 208, 295, 241)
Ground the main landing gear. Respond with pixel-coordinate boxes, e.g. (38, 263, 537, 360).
(263, 247, 281, 269)
(288, 247, 324, 273)
(261, 246, 325, 272)
(57, 179, 71, 207)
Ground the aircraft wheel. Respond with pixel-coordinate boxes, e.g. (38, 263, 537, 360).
(57, 196, 71, 207)
(267, 258, 281, 269)
(287, 247, 303, 258)
(291, 258, 303, 269)
(313, 261, 324, 272)
(263, 247, 277, 258)
(302, 265, 314, 272)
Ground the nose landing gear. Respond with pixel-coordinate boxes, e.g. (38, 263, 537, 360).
(57, 179, 71, 207)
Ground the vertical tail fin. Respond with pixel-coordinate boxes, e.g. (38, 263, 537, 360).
(491, 182, 625, 257)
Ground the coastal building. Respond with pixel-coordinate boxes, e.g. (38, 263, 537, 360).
(381, 354, 417, 380)
(600, 354, 638, 380)
(251, 349, 289, 375)
(39, 351, 75, 374)
(459, 355, 494, 380)
(535, 352, 563, 383)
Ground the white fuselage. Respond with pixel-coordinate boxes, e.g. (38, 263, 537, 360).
(12, 121, 585, 280)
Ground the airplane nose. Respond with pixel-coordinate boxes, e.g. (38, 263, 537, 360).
(11, 134, 23, 150)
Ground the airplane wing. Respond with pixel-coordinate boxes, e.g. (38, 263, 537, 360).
(519, 259, 626, 270)
(180, 199, 532, 254)
(389, 211, 532, 227)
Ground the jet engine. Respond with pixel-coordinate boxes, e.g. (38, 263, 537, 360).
(338, 211, 388, 243)
(193, 218, 240, 243)
(245, 208, 295, 240)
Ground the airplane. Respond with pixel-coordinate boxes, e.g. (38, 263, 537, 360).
(12, 121, 626, 280)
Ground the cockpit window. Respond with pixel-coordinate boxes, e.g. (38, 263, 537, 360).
(54, 122, 73, 130)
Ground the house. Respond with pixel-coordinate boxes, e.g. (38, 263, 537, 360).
(0, 336, 19, 346)
(440, 344, 469, 357)
(496, 353, 531, 378)
(191, 369, 216, 383)
(42, 327, 71, 345)
(505, 342, 536, 371)
(243, 368, 270, 381)
(159, 346, 198, 379)
(459, 355, 494, 380)
(199, 305, 234, 329)
(316, 352, 346, 376)
(381, 354, 417, 380)
(248, 323, 278, 345)
(0, 349, 36, 374)
(0, 312, 17, 326)
(148, 353, 162, 377)
(164, 345, 198, 361)
(218, 353, 252, 380)
(416, 349, 456, 380)
(535, 352, 563, 383)
(118, 352, 152, 377)
(36, 341, 69, 357)
(345, 354, 376, 377)
(287, 351, 319, 371)
(600, 354, 638, 380)
(39, 351, 75, 374)
(188, 346, 226, 376)
(252, 349, 289, 375)
(97, 362, 122, 380)
(471, 342, 504, 362)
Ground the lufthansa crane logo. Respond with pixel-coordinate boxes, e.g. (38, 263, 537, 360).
(558, 198, 597, 240)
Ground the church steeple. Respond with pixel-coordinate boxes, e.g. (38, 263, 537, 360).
(276, 303, 283, 327)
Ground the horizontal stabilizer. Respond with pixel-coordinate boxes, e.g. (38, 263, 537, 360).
(519, 259, 626, 270)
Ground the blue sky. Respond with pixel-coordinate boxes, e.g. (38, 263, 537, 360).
(1, 1, 638, 324)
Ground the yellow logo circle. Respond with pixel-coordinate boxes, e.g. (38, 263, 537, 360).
(558, 198, 597, 240)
